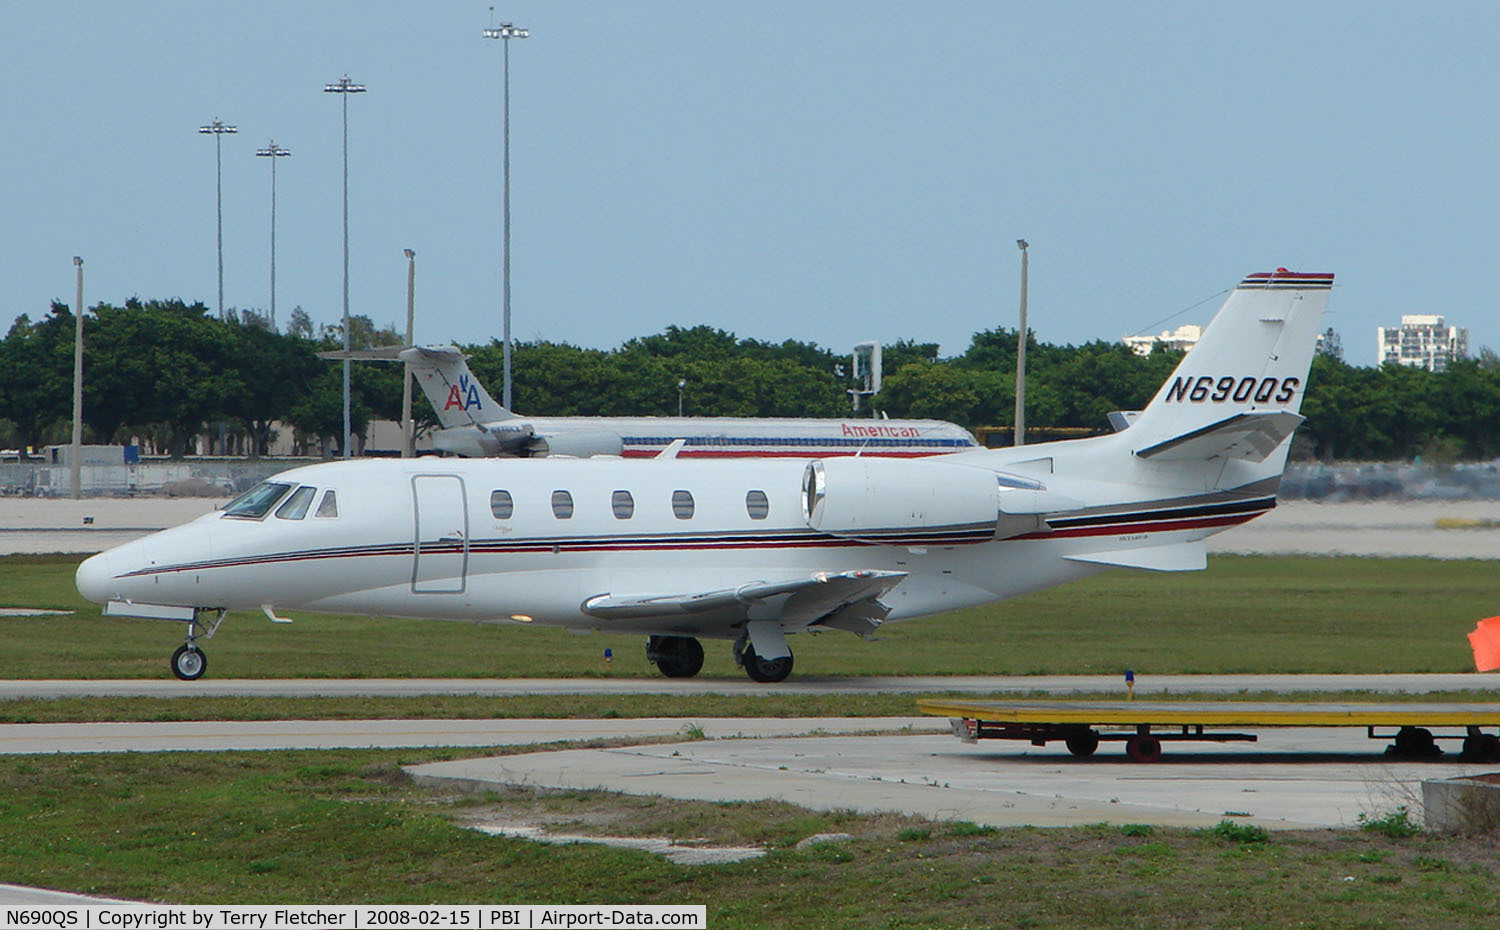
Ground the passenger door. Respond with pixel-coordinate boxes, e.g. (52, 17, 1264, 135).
(411, 474, 468, 594)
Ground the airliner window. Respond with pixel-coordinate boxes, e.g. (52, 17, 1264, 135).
(314, 489, 339, 518)
(612, 490, 634, 519)
(672, 489, 695, 519)
(552, 490, 574, 519)
(745, 490, 769, 520)
(275, 486, 316, 520)
(222, 482, 292, 519)
(491, 489, 514, 519)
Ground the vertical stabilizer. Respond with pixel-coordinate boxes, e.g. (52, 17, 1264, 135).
(398, 346, 509, 429)
(1124, 271, 1332, 460)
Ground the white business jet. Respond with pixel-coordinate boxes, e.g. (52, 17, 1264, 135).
(78, 270, 1332, 683)
(324, 344, 979, 458)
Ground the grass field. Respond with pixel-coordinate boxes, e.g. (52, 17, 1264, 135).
(0, 552, 1491, 679)
(4, 553, 1500, 923)
(0, 749, 1496, 927)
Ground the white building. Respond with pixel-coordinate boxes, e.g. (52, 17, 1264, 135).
(1123, 324, 1202, 357)
(1377, 314, 1468, 372)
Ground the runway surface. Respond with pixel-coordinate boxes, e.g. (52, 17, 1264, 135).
(0, 672, 1494, 699)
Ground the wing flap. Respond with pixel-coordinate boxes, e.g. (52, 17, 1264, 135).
(581, 570, 907, 622)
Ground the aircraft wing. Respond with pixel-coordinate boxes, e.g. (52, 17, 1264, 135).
(581, 569, 907, 637)
(1133, 411, 1304, 462)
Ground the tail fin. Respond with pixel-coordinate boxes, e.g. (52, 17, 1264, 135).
(1124, 270, 1332, 465)
(396, 346, 508, 429)
(317, 345, 510, 429)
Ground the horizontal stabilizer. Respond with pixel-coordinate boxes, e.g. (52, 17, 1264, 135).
(316, 345, 466, 363)
(1064, 540, 1206, 572)
(1133, 411, 1304, 462)
(582, 570, 907, 622)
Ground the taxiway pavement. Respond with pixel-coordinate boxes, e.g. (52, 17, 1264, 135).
(0, 672, 1493, 700)
(0, 712, 1479, 831)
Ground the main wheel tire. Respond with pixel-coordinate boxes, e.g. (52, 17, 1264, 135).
(744, 652, 793, 683)
(1065, 730, 1101, 758)
(1125, 735, 1162, 763)
(647, 636, 704, 678)
(171, 644, 206, 681)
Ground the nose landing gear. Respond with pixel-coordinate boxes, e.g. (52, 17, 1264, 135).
(169, 609, 226, 681)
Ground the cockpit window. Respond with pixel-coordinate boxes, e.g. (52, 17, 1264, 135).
(222, 482, 293, 519)
(275, 486, 316, 520)
(314, 489, 339, 518)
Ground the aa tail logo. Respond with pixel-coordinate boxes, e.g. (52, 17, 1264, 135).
(444, 376, 484, 411)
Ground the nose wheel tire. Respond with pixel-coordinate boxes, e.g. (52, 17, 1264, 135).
(171, 644, 207, 681)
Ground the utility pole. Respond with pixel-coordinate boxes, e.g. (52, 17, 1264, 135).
(255, 141, 292, 330)
(324, 75, 366, 458)
(483, 14, 530, 410)
(403, 249, 416, 458)
(1014, 239, 1029, 446)
(198, 118, 237, 320)
(70, 256, 84, 499)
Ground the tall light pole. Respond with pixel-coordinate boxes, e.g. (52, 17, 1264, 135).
(70, 256, 84, 500)
(198, 118, 238, 321)
(325, 74, 365, 459)
(1014, 239, 1029, 447)
(483, 16, 529, 410)
(255, 140, 291, 331)
(403, 249, 417, 459)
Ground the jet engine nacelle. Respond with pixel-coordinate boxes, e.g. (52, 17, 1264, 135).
(526, 429, 626, 458)
(801, 457, 1002, 540)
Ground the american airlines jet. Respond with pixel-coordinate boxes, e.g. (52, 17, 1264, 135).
(325, 344, 979, 458)
(80, 271, 1332, 683)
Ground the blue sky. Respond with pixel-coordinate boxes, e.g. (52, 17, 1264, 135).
(3, 2, 1496, 367)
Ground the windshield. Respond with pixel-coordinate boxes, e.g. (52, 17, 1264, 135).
(222, 481, 293, 519)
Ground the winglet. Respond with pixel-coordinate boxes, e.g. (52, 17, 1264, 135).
(655, 439, 688, 460)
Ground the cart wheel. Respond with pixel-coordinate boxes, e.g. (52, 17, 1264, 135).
(1392, 726, 1440, 758)
(1065, 730, 1100, 758)
(1462, 733, 1500, 762)
(1125, 735, 1162, 763)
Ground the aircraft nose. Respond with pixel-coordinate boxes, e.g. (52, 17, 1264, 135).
(75, 551, 117, 605)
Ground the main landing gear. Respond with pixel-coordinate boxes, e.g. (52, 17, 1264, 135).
(645, 635, 705, 678)
(643, 629, 797, 683)
(736, 640, 794, 683)
(169, 609, 226, 681)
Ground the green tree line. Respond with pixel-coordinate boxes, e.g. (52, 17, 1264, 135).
(1, 298, 1496, 461)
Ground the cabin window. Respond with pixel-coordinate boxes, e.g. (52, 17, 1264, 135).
(551, 490, 575, 519)
(314, 489, 339, 518)
(612, 490, 635, 519)
(491, 489, 514, 519)
(745, 489, 769, 520)
(275, 486, 316, 520)
(222, 481, 292, 519)
(671, 489, 695, 519)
